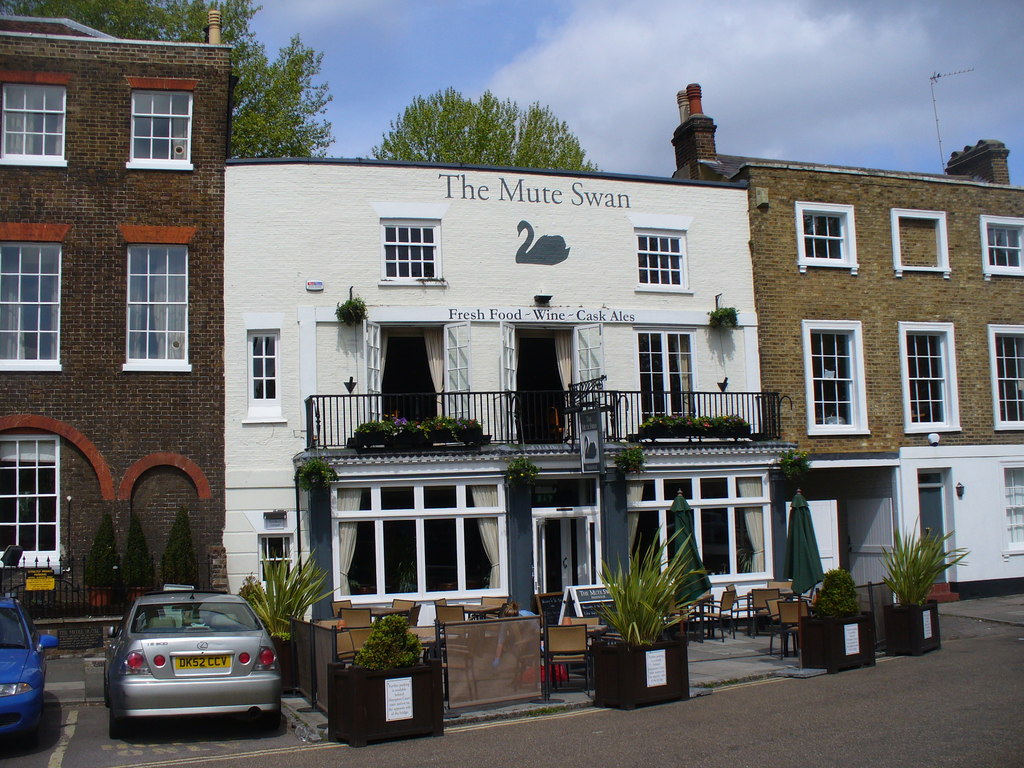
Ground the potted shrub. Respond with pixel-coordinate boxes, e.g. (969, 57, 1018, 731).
(505, 455, 539, 486)
(881, 526, 968, 656)
(707, 306, 738, 329)
(454, 416, 484, 445)
(161, 507, 197, 586)
(614, 445, 646, 474)
(800, 568, 876, 673)
(335, 295, 368, 326)
(121, 512, 154, 600)
(246, 556, 330, 692)
(296, 457, 338, 490)
(327, 614, 443, 747)
(592, 534, 700, 710)
(85, 513, 119, 608)
(354, 418, 397, 448)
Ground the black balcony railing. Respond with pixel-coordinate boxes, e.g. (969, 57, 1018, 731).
(305, 390, 782, 450)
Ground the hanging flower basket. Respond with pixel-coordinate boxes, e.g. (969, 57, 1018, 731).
(505, 455, 539, 486)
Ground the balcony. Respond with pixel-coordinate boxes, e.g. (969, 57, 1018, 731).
(305, 390, 782, 450)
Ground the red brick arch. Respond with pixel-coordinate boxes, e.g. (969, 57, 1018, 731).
(0, 414, 116, 500)
(118, 452, 212, 502)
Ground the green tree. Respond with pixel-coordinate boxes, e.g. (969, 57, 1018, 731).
(0, 0, 332, 157)
(161, 507, 197, 585)
(374, 87, 597, 171)
(84, 513, 119, 588)
(121, 512, 155, 589)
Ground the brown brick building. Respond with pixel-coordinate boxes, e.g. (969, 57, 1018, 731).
(673, 84, 1024, 598)
(0, 17, 230, 588)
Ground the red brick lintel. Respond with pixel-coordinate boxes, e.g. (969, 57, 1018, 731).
(0, 71, 72, 85)
(126, 76, 198, 91)
(119, 225, 197, 244)
(0, 223, 72, 242)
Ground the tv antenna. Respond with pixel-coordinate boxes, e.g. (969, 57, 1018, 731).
(930, 67, 974, 171)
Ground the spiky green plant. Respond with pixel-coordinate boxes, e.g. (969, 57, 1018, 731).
(248, 556, 330, 638)
(596, 533, 705, 649)
(882, 526, 968, 606)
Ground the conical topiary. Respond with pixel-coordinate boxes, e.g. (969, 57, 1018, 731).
(354, 614, 423, 670)
(85, 513, 119, 588)
(122, 512, 155, 589)
(813, 568, 860, 618)
(161, 507, 197, 586)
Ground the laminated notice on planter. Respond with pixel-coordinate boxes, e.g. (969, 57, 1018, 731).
(385, 677, 414, 722)
(923, 610, 933, 640)
(843, 623, 860, 656)
(645, 649, 667, 688)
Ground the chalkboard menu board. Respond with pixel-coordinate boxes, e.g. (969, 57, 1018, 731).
(567, 584, 612, 618)
(533, 592, 565, 627)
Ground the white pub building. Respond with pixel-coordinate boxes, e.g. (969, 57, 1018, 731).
(224, 159, 787, 618)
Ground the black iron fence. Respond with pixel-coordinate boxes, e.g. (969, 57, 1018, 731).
(0, 554, 214, 619)
(306, 389, 783, 450)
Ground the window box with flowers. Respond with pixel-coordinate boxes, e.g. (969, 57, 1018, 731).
(386, 417, 430, 449)
(422, 415, 459, 444)
(454, 416, 485, 445)
(354, 418, 398, 449)
(710, 415, 751, 439)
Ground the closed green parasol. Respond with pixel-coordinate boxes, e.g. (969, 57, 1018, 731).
(670, 491, 712, 605)
(783, 491, 825, 595)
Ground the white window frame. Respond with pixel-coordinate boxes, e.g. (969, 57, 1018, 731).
(1004, 465, 1024, 552)
(0, 242, 62, 371)
(981, 215, 1024, 279)
(333, 481, 507, 600)
(988, 324, 1024, 430)
(0, 436, 59, 562)
(379, 219, 442, 284)
(898, 322, 960, 433)
(127, 90, 193, 170)
(802, 320, 869, 435)
(795, 201, 858, 274)
(123, 244, 190, 372)
(246, 330, 282, 422)
(1, 83, 67, 167)
(635, 229, 688, 292)
(258, 534, 293, 581)
(636, 329, 697, 418)
(891, 208, 950, 278)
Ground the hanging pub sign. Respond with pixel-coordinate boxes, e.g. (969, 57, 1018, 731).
(578, 408, 604, 474)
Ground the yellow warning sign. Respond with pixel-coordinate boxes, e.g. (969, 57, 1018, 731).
(25, 568, 55, 591)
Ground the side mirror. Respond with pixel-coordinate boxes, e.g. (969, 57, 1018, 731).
(39, 634, 59, 650)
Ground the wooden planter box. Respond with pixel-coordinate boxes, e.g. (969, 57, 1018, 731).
(883, 602, 941, 656)
(273, 636, 294, 693)
(327, 660, 444, 747)
(592, 638, 689, 710)
(800, 613, 876, 674)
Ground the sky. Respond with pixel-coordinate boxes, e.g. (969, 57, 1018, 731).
(249, 0, 1024, 183)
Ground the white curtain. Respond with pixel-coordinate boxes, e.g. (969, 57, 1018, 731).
(626, 480, 644, 549)
(742, 507, 765, 572)
(554, 330, 573, 389)
(336, 488, 362, 595)
(424, 328, 444, 393)
(469, 485, 501, 589)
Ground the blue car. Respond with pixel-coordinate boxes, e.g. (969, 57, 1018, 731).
(0, 597, 59, 748)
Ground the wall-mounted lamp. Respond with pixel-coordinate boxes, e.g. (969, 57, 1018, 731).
(534, 294, 552, 306)
(344, 376, 357, 394)
(956, 482, 965, 499)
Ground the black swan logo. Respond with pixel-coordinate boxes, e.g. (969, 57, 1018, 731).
(516, 220, 570, 265)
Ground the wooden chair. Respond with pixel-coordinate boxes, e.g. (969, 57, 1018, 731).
(339, 607, 372, 628)
(545, 624, 590, 693)
(391, 598, 416, 611)
(331, 599, 352, 616)
(434, 597, 448, 606)
(769, 599, 807, 658)
(746, 588, 780, 636)
(704, 587, 742, 641)
(407, 604, 422, 626)
(766, 580, 793, 593)
(336, 627, 373, 664)
(435, 604, 467, 624)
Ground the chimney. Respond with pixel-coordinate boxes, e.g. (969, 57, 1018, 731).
(672, 83, 717, 180)
(945, 140, 1010, 185)
(206, 8, 222, 44)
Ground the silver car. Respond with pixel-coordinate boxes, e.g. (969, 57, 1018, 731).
(105, 590, 281, 738)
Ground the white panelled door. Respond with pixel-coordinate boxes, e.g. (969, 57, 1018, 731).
(445, 322, 470, 418)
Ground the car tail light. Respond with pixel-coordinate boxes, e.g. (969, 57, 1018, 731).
(123, 651, 150, 675)
(255, 646, 276, 670)
(153, 654, 166, 668)
(238, 652, 251, 665)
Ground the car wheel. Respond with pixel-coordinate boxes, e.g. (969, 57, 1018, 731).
(256, 710, 281, 732)
(108, 709, 129, 740)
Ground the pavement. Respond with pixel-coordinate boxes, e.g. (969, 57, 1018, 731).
(42, 593, 1024, 743)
